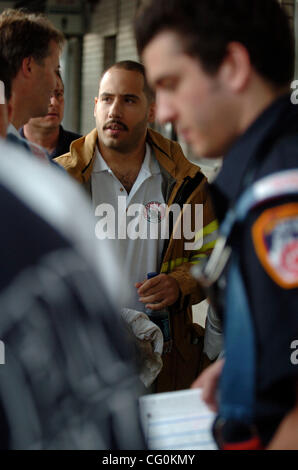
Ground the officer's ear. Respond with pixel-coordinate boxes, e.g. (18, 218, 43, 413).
(21, 56, 34, 79)
(218, 42, 251, 93)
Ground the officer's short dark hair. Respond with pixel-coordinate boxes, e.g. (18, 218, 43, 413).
(135, 0, 294, 87)
(0, 9, 64, 81)
(101, 60, 154, 102)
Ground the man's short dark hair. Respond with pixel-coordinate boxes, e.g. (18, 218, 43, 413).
(101, 60, 155, 102)
(135, 0, 294, 87)
(0, 9, 64, 80)
(0, 55, 13, 102)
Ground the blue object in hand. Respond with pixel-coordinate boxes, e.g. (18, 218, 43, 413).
(145, 272, 171, 344)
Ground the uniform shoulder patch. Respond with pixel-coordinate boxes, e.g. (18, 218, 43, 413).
(252, 203, 298, 289)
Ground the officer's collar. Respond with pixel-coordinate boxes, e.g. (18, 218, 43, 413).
(210, 93, 293, 222)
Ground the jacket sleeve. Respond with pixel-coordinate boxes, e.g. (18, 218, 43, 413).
(166, 184, 218, 308)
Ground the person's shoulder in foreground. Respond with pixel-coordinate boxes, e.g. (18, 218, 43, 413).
(0, 138, 144, 449)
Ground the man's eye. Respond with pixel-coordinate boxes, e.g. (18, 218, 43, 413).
(125, 98, 135, 104)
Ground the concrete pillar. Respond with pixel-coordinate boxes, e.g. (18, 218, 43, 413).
(61, 37, 82, 134)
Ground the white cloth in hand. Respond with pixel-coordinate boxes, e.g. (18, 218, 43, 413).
(121, 308, 163, 388)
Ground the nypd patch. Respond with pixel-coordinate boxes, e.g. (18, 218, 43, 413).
(252, 203, 298, 289)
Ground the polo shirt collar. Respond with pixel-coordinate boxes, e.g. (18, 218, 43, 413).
(92, 142, 160, 176)
(143, 143, 161, 176)
(93, 145, 110, 173)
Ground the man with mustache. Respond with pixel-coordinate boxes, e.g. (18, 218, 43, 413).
(0, 54, 145, 450)
(21, 72, 81, 159)
(55, 60, 218, 392)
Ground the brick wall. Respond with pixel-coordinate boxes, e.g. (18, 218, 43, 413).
(80, 0, 138, 134)
(279, 0, 295, 32)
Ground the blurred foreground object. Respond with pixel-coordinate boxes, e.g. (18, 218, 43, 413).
(0, 138, 144, 449)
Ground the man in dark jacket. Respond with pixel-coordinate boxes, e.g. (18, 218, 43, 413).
(136, 0, 298, 450)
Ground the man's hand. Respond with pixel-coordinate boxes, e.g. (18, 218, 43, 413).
(136, 274, 180, 310)
(191, 358, 225, 412)
(266, 385, 298, 450)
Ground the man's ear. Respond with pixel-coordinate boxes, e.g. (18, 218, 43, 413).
(94, 97, 98, 117)
(148, 102, 156, 123)
(21, 57, 33, 78)
(219, 42, 251, 93)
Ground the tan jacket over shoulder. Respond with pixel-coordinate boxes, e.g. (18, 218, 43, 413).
(55, 128, 218, 392)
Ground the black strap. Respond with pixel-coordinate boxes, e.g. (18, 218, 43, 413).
(161, 171, 205, 260)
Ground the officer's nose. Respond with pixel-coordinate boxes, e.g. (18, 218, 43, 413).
(155, 91, 178, 126)
(108, 99, 123, 119)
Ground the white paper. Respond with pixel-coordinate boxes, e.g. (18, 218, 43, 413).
(139, 388, 217, 450)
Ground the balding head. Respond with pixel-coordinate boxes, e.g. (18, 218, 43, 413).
(100, 60, 154, 103)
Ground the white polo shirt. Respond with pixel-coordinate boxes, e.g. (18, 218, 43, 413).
(91, 144, 166, 311)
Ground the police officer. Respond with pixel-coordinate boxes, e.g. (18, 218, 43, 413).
(136, 0, 298, 449)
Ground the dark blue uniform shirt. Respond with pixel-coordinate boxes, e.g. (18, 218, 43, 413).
(210, 93, 298, 445)
(20, 125, 81, 160)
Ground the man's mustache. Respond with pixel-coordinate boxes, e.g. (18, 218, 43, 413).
(103, 120, 128, 131)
